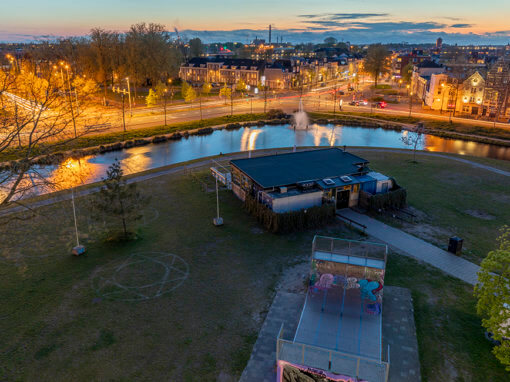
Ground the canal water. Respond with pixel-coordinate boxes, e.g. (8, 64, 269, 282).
(3, 123, 510, 198)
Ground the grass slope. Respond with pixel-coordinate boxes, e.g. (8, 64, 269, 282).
(1, 153, 509, 381)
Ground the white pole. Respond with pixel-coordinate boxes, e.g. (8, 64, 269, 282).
(71, 187, 80, 247)
(215, 177, 220, 219)
(126, 78, 133, 116)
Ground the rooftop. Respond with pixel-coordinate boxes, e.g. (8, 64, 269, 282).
(417, 60, 443, 68)
(230, 148, 369, 189)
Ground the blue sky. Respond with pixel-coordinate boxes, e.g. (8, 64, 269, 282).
(2, 0, 510, 44)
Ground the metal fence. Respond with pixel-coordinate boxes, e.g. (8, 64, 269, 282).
(312, 235, 388, 265)
(277, 324, 390, 382)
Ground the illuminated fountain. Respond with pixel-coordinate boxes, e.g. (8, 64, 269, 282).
(292, 98, 309, 129)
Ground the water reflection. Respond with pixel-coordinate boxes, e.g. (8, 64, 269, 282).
(310, 124, 341, 146)
(50, 158, 96, 191)
(240, 129, 263, 151)
(1, 123, 508, 200)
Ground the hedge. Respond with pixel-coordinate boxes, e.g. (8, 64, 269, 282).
(368, 186, 407, 211)
(244, 195, 336, 233)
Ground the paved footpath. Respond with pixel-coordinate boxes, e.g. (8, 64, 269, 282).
(338, 209, 480, 285)
(239, 291, 305, 382)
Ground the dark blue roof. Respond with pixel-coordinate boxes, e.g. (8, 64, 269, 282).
(230, 148, 369, 188)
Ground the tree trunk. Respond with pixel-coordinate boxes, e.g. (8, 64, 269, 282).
(122, 217, 127, 238)
(104, 79, 107, 106)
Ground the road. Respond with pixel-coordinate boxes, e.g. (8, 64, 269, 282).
(3, 80, 510, 139)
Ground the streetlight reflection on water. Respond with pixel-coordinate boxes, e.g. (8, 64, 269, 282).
(2, 123, 507, 200)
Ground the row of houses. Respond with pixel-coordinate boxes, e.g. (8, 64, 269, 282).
(179, 56, 361, 90)
(411, 58, 510, 120)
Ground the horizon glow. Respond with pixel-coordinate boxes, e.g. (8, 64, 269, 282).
(1, 0, 510, 44)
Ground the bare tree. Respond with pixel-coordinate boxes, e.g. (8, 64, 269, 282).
(400, 123, 425, 162)
(0, 63, 108, 209)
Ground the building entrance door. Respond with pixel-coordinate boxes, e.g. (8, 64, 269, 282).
(336, 189, 350, 209)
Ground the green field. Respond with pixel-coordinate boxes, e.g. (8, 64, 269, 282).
(352, 150, 510, 264)
(1, 151, 509, 381)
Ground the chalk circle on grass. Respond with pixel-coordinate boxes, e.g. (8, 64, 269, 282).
(91, 252, 189, 301)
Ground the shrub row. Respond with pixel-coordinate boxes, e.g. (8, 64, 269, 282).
(368, 186, 407, 211)
(244, 194, 336, 233)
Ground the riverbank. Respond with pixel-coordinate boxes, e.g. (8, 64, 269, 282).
(310, 111, 510, 145)
(1, 110, 509, 169)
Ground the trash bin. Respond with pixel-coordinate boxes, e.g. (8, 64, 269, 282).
(448, 236, 463, 255)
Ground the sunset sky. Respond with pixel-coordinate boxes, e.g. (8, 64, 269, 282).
(2, 0, 510, 44)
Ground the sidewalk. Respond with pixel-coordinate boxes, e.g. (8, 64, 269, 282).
(239, 291, 305, 382)
(338, 209, 480, 285)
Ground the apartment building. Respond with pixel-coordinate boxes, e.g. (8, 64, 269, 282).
(481, 58, 510, 120)
(179, 57, 264, 86)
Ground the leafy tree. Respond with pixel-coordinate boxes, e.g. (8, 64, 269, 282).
(475, 226, 510, 371)
(202, 82, 212, 97)
(72, 76, 99, 101)
(235, 79, 247, 96)
(363, 44, 390, 87)
(154, 81, 167, 99)
(145, 88, 158, 107)
(189, 37, 203, 58)
(402, 63, 414, 84)
(184, 85, 197, 104)
(219, 83, 231, 105)
(181, 80, 190, 99)
(91, 160, 150, 240)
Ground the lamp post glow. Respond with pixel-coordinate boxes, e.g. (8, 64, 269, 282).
(440, 83, 446, 114)
(164, 88, 168, 126)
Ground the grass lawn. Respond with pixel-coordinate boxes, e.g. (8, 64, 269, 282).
(386, 254, 508, 381)
(1, 154, 509, 381)
(0, 170, 359, 381)
(352, 150, 510, 264)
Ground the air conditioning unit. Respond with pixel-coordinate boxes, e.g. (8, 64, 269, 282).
(323, 178, 335, 186)
(340, 176, 352, 183)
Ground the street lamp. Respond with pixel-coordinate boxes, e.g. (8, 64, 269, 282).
(408, 92, 413, 117)
(164, 88, 168, 126)
(112, 85, 129, 133)
(168, 78, 174, 104)
(125, 77, 132, 116)
(60, 62, 78, 138)
(440, 83, 446, 114)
